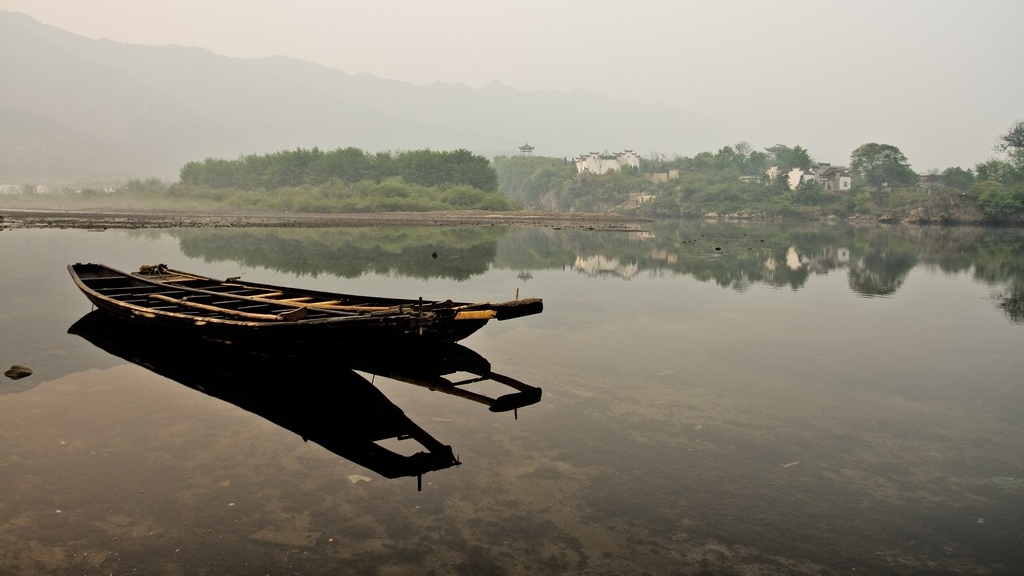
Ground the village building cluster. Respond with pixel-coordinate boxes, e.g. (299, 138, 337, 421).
(567, 144, 851, 192)
(560, 144, 853, 211)
(764, 144, 852, 191)
(574, 150, 641, 175)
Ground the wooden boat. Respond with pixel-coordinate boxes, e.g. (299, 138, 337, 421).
(68, 262, 542, 348)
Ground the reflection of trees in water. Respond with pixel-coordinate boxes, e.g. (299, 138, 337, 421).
(171, 227, 505, 281)
(845, 226, 987, 298)
(951, 230, 1024, 323)
(842, 226, 1024, 320)
(498, 223, 815, 290)
(166, 223, 1024, 321)
(847, 252, 916, 297)
(997, 278, 1024, 323)
(846, 236, 918, 297)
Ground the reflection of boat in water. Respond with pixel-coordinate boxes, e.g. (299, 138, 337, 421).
(68, 311, 542, 488)
(67, 263, 543, 349)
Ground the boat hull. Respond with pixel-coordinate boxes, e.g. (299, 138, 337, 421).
(68, 263, 540, 350)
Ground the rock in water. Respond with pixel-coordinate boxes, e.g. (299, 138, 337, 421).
(5, 365, 33, 380)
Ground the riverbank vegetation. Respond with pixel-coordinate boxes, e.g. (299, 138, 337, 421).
(2, 148, 510, 213)
(3, 123, 1022, 224)
(494, 121, 1024, 224)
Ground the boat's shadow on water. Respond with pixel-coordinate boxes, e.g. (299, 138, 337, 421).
(68, 311, 541, 488)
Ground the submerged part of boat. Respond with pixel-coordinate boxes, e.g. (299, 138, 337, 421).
(68, 263, 542, 348)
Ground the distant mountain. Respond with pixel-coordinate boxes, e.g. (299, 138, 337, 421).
(0, 11, 732, 184)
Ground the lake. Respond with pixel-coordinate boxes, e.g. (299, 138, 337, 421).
(1, 221, 1022, 574)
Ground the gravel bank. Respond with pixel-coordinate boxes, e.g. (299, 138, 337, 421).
(0, 208, 650, 231)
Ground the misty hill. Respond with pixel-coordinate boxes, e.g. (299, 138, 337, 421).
(0, 11, 732, 184)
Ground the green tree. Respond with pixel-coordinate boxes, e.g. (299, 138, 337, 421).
(996, 120, 1024, 184)
(313, 147, 372, 184)
(775, 145, 813, 171)
(976, 158, 1009, 183)
(976, 181, 1024, 218)
(792, 179, 824, 205)
(122, 177, 167, 194)
(940, 166, 974, 190)
(394, 149, 497, 191)
(849, 143, 917, 189)
(369, 151, 396, 182)
(744, 150, 770, 176)
(997, 119, 1024, 153)
(975, 121, 1024, 186)
(686, 151, 716, 171)
(441, 149, 498, 192)
(714, 145, 741, 170)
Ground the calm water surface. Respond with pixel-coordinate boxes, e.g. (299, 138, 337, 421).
(1, 222, 1022, 574)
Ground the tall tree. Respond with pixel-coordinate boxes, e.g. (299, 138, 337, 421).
(733, 141, 753, 158)
(997, 120, 1024, 153)
(744, 150, 769, 176)
(714, 146, 741, 171)
(776, 145, 813, 171)
(849, 143, 917, 189)
(976, 121, 1024, 185)
(940, 166, 974, 190)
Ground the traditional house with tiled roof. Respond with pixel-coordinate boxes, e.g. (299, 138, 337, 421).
(575, 150, 641, 175)
(768, 161, 852, 191)
(817, 165, 852, 192)
(764, 144, 791, 163)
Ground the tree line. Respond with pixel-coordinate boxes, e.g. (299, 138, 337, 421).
(0, 147, 510, 213)
(179, 147, 498, 193)
(163, 146, 509, 212)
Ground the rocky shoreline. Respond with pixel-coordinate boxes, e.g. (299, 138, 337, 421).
(0, 208, 650, 231)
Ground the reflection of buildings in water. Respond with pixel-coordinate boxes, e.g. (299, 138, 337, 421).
(764, 246, 850, 275)
(574, 255, 639, 280)
(634, 231, 676, 267)
(808, 246, 850, 273)
(732, 271, 751, 293)
(786, 247, 803, 270)
(647, 248, 678, 265)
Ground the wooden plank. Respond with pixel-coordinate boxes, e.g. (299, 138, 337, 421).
(250, 291, 285, 299)
(308, 303, 393, 311)
(140, 281, 384, 315)
(141, 267, 519, 316)
(454, 310, 497, 321)
(148, 294, 307, 322)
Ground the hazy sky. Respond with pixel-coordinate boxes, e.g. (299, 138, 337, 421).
(3, 0, 1022, 169)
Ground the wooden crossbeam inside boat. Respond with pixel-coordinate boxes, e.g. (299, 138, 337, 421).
(309, 303, 393, 311)
(148, 293, 307, 321)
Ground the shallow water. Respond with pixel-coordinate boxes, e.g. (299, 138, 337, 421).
(1, 222, 1022, 574)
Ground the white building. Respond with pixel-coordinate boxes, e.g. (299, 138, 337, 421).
(768, 163, 853, 191)
(818, 165, 852, 192)
(575, 150, 641, 175)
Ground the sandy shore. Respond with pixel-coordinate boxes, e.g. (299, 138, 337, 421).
(0, 208, 649, 231)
